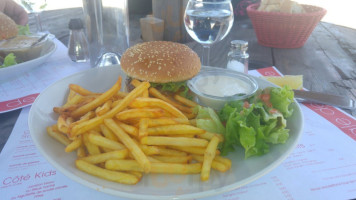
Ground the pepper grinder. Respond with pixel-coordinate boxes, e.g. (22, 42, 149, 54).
(67, 18, 89, 62)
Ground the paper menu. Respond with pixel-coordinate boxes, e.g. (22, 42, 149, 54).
(0, 39, 90, 113)
(1, 68, 356, 200)
(0, 107, 119, 200)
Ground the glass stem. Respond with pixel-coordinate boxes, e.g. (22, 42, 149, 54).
(202, 45, 210, 67)
(34, 12, 43, 32)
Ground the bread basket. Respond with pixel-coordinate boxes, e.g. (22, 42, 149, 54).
(246, 3, 327, 48)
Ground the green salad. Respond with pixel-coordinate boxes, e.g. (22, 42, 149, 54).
(194, 86, 294, 159)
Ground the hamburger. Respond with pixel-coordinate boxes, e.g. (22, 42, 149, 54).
(120, 41, 201, 99)
(0, 12, 18, 40)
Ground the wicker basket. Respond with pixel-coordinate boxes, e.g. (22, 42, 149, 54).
(246, 3, 327, 48)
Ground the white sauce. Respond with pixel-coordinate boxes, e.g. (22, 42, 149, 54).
(194, 75, 251, 97)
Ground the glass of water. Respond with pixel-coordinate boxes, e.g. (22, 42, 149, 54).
(19, 0, 47, 33)
(184, 0, 234, 67)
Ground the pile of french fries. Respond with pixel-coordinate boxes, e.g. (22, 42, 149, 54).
(47, 76, 231, 185)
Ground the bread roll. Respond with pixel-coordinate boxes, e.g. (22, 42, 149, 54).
(0, 12, 18, 40)
(291, 2, 305, 13)
(258, 0, 305, 13)
(121, 41, 201, 83)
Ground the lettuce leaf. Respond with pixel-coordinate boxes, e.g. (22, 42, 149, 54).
(150, 81, 191, 99)
(270, 86, 294, 118)
(219, 86, 294, 158)
(17, 24, 31, 36)
(195, 106, 225, 135)
(0, 53, 17, 68)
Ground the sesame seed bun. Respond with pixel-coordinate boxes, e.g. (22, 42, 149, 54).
(120, 41, 201, 83)
(0, 12, 18, 40)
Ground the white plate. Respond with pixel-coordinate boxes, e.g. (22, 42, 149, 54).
(0, 39, 56, 82)
(28, 65, 304, 200)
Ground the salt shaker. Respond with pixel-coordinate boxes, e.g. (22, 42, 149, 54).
(226, 40, 249, 73)
(67, 18, 89, 62)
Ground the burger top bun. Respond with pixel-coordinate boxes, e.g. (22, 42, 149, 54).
(121, 41, 201, 83)
(0, 12, 18, 40)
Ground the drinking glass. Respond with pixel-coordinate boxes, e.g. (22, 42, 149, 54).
(184, 0, 234, 67)
(20, 0, 47, 33)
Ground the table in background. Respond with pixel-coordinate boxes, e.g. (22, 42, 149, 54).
(1, 8, 355, 151)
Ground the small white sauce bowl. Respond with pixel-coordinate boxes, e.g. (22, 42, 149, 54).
(188, 68, 258, 110)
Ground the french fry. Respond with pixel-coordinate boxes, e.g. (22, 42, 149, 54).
(88, 133, 126, 150)
(106, 160, 142, 172)
(174, 94, 198, 108)
(106, 160, 202, 174)
(147, 118, 189, 127)
(130, 79, 149, 97)
(168, 146, 219, 155)
(101, 146, 114, 153)
(67, 89, 76, 101)
(81, 149, 128, 164)
(214, 156, 232, 170)
(116, 108, 165, 121)
(76, 160, 139, 185)
(82, 110, 96, 119)
(71, 77, 122, 118)
(182, 112, 197, 119)
(111, 99, 122, 108)
(170, 134, 196, 138)
(100, 124, 118, 141)
(138, 118, 148, 139)
(104, 118, 151, 173)
(147, 156, 162, 163)
(116, 91, 128, 98)
(156, 147, 188, 156)
(147, 124, 205, 136)
(116, 121, 139, 137)
(197, 132, 224, 142)
(151, 155, 192, 163)
(54, 95, 96, 115)
(53, 105, 77, 115)
(128, 171, 143, 179)
(129, 98, 187, 119)
(95, 100, 113, 116)
(130, 79, 142, 87)
(192, 154, 229, 172)
(70, 82, 150, 136)
(47, 126, 71, 145)
(68, 112, 95, 135)
(148, 87, 193, 113)
(65, 136, 82, 152)
(201, 136, 219, 181)
(77, 143, 86, 158)
(140, 136, 208, 147)
(83, 133, 101, 155)
(57, 115, 70, 134)
(138, 144, 160, 155)
(62, 93, 85, 107)
(149, 162, 201, 174)
(69, 84, 100, 96)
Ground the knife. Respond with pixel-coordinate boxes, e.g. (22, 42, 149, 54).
(31, 33, 49, 47)
(293, 90, 356, 110)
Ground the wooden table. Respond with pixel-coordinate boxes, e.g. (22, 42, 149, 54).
(1, 9, 355, 151)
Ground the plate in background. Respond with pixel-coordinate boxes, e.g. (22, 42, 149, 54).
(0, 39, 56, 82)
